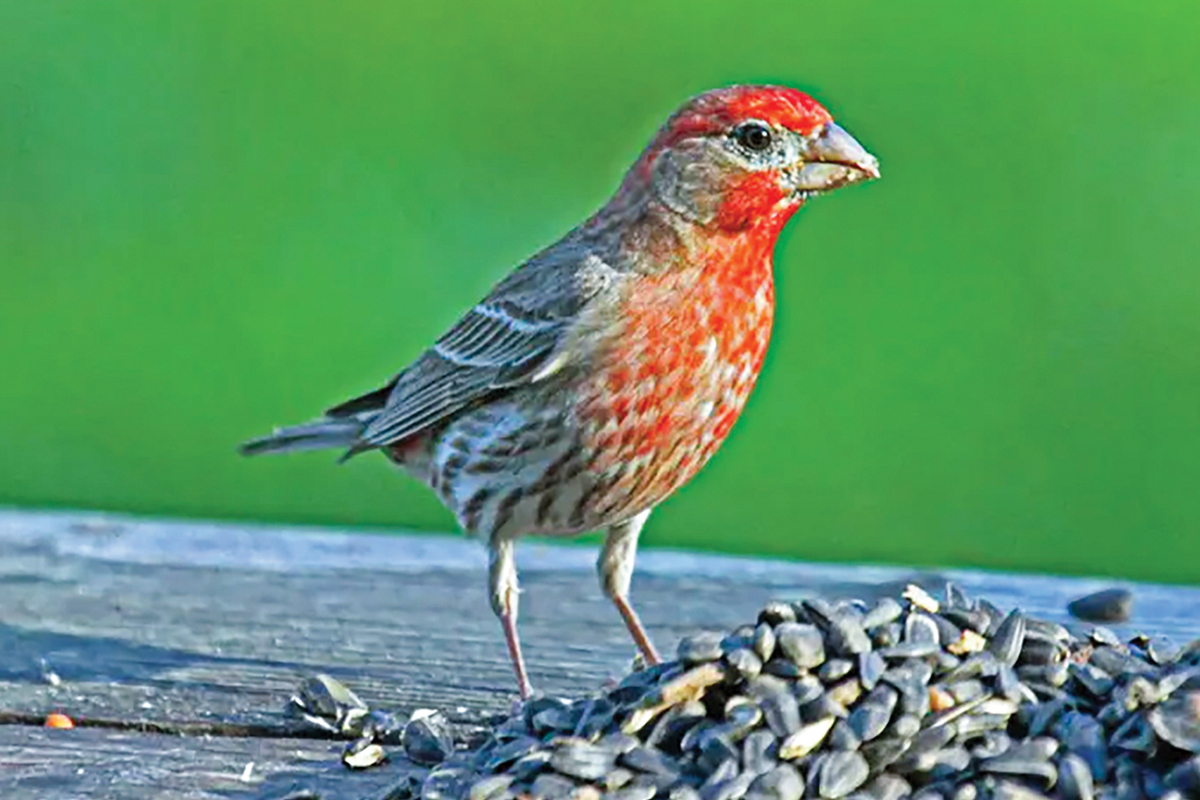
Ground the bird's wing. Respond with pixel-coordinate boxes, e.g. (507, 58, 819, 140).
(344, 247, 619, 453)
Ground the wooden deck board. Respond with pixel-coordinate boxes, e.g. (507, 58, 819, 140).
(1, 508, 1197, 799)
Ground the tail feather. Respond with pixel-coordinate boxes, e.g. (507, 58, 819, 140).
(239, 417, 368, 457)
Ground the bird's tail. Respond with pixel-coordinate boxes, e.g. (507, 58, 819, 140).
(239, 417, 369, 457)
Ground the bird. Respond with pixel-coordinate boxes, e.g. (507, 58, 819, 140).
(240, 84, 880, 699)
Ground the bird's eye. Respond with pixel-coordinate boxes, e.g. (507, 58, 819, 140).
(733, 122, 773, 152)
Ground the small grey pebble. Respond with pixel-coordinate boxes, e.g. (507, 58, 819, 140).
(1067, 588, 1133, 623)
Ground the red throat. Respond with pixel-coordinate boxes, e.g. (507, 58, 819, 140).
(715, 172, 799, 234)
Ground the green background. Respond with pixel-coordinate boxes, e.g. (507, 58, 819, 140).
(2, 2, 1197, 583)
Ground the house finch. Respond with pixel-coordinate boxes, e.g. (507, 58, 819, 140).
(241, 85, 879, 698)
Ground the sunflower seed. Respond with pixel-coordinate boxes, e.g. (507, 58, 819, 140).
(968, 731, 1011, 759)
(1056, 753, 1096, 800)
(861, 598, 904, 631)
(528, 773, 578, 800)
(619, 744, 680, 778)
(902, 585, 940, 614)
(827, 719, 861, 751)
(860, 774, 911, 800)
(468, 775, 514, 800)
(405, 710, 456, 766)
(726, 648, 764, 681)
(430, 584, 1200, 800)
(1149, 691, 1200, 752)
(423, 767, 475, 800)
(989, 781, 1052, 800)
(741, 729, 778, 774)
(988, 611, 1027, 669)
(819, 659, 854, 683)
(680, 632, 727, 665)
(754, 623, 777, 662)
(779, 716, 836, 759)
(700, 770, 754, 800)
(749, 678, 801, 736)
(806, 600, 873, 657)
(827, 678, 863, 708)
(775, 623, 826, 669)
(748, 763, 804, 800)
(979, 753, 1057, 789)
(484, 737, 541, 772)
(759, 602, 797, 627)
(817, 750, 869, 798)
(858, 651, 887, 690)
(847, 684, 898, 742)
(609, 782, 658, 800)
(343, 737, 387, 769)
(906, 613, 941, 646)
(385, 771, 428, 800)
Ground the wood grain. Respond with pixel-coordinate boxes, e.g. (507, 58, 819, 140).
(1, 508, 1197, 799)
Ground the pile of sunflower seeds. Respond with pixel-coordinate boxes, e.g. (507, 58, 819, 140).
(368, 583, 1200, 800)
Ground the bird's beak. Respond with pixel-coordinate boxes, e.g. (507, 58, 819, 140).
(790, 122, 880, 194)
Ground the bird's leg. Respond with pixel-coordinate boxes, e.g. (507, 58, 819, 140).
(598, 510, 660, 665)
(488, 535, 533, 699)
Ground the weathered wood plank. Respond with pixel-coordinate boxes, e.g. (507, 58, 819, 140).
(1, 508, 1198, 799)
(0, 724, 414, 800)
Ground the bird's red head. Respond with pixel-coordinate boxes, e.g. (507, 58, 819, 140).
(658, 85, 834, 144)
(626, 85, 879, 234)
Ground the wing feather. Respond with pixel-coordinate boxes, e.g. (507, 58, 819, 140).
(352, 248, 617, 452)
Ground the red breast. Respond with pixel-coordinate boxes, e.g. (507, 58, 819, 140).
(578, 230, 778, 518)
